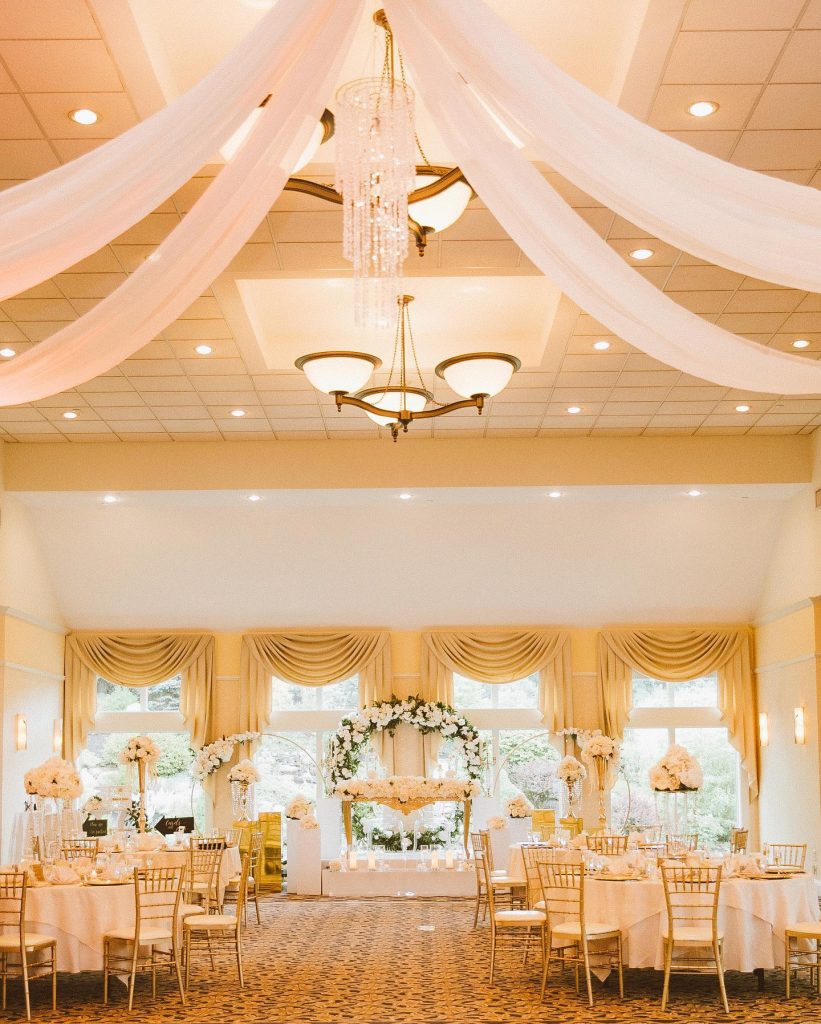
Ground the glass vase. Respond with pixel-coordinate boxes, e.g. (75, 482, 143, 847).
(564, 780, 582, 819)
(231, 781, 254, 823)
(654, 789, 692, 836)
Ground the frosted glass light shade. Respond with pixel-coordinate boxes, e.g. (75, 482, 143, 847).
(356, 386, 431, 426)
(222, 108, 333, 170)
(435, 353, 521, 398)
(295, 352, 380, 394)
(409, 174, 473, 233)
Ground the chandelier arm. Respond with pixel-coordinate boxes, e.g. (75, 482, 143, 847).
(409, 165, 472, 202)
(333, 393, 483, 421)
(408, 396, 485, 420)
(282, 178, 343, 205)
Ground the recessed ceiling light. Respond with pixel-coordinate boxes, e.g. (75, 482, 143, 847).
(688, 100, 719, 118)
(194, 344, 213, 355)
(69, 108, 99, 126)
(629, 248, 654, 260)
(793, 338, 810, 349)
(735, 404, 751, 413)
(230, 409, 246, 417)
(102, 495, 118, 504)
(399, 493, 412, 500)
(592, 340, 610, 351)
(687, 489, 702, 497)
(547, 491, 562, 498)
(567, 406, 582, 415)
(0, 347, 16, 358)
(62, 410, 78, 420)
(248, 494, 261, 502)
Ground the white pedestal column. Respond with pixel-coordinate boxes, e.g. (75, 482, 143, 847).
(507, 816, 532, 846)
(286, 819, 322, 895)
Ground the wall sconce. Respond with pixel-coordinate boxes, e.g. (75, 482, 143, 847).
(793, 706, 806, 745)
(15, 714, 28, 751)
(758, 712, 769, 747)
(52, 718, 63, 754)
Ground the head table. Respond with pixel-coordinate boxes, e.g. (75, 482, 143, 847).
(508, 843, 820, 974)
(19, 845, 241, 974)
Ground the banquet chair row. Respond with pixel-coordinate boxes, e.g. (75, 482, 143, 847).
(0, 872, 56, 1021)
(469, 831, 526, 928)
(223, 829, 264, 925)
(60, 837, 99, 860)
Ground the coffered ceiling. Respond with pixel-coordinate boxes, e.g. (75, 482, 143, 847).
(0, 0, 818, 444)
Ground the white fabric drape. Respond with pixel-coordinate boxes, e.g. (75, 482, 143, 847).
(420, 630, 573, 732)
(0, 0, 361, 406)
(63, 633, 215, 762)
(386, 0, 821, 395)
(596, 628, 758, 799)
(0, 0, 338, 302)
(388, 0, 821, 294)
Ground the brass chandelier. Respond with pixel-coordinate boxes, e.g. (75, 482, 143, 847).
(295, 294, 521, 440)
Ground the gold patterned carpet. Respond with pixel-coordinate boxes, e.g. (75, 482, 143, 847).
(10, 895, 819, 1024)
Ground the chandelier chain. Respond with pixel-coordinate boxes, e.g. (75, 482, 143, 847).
(398, 48, 432, 169)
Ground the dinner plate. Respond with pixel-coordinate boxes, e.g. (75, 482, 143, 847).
(87, 878, 131, 886)
(764, 866, 803, 875)
(596, 874, 636, 881)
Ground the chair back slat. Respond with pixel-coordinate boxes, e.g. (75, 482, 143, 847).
(0, 871, 26, 940)
(729, 828, 748, 854)
(61, 837, 99, 860)
(134, 865, 184, 931)
(665, 832, 699, 855)
(766, 843, 806, 868)
(587, 834, 628, 855)
(661, 865, 721, 929)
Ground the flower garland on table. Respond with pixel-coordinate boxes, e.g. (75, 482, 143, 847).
(190, 732, 261, 782)
(227, 759, 260, 785)
(24, 757, 82, 802)
(649, 744, 703, 792)
(325, 696, 482, 790)
(505, 793, 533, 819)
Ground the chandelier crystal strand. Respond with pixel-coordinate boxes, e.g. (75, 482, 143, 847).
(335, 76, 416, 327)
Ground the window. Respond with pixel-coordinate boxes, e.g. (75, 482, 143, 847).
(453, 672, 559, 809)
(79, 675, 198, 823)
(611, 673, 742, 848)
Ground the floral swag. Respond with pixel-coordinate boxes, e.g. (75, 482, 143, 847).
(325, 695, 483, 791)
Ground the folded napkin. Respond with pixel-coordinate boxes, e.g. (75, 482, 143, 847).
(49, 865, 79, 885)
(133, 831, 165, 852)
(569, 832, 588, 850)
(599, 853, 645, 877)
(96, 862, 129, 881)
(70, 856, 93, 872)
(722, 853, 764, 878)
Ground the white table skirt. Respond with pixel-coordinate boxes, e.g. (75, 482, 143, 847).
(323, 862, 475, 898)
(506, 845, 819, 973)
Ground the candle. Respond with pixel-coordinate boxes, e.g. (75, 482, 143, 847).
(367, 851, 376, 871)
(431, 852, 440, 870)
(348, 850, 358, 871)
(445, 849, 454, 869)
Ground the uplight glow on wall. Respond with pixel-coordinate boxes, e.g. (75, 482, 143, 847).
(15, 714, 28, 751)
(793, 706, 806, 745)
(53, 718, 63, 753)
(758, 712, 769, 747)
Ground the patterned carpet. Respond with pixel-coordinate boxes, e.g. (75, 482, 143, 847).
(9, 895, 819, 1024)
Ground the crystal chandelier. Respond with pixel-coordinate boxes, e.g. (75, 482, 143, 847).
(295, 294, 521, 441)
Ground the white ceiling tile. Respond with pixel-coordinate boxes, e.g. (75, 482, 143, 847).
(665, 130, 740, 159)
(267, 418, 326, 431)
(683, 0, 805, 30)
(772, 30, 821, 81)
(730, 130, 821, 170)
(748, 84, 821, 129)
(0, 40, 123, 91)
(0, 139, 59, 178)
(663, 30, 789, 84)
(439, 241, 520, 268)
(54, 272, 127, 298)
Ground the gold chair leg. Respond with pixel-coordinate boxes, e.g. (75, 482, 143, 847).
(254, 889, 261, 925)
(151, 945, 157, 999)
(581, 938, 594, 1008)
(103, 941, 109, 1004)
(785, 934, 791, 998)
(540, 938, 552, 1002)
(617, 935, 624, 998)
(715, 940, 729, 1014)
(51, 945, 57, 1011)
(489, 927, 497, 985)
(236, 934, 244, 988)
(173, 944, 186, 1006)
(661, 939, 672, 1011)
(2, 952, 7, 1009)
(184, 931, 191, 990)
(523, 926, 531, 967)
(127, 942, 139, 1012)
(21, 950, 31, 1023)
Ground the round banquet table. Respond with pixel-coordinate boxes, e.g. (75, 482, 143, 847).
(22, 845, 241, 974)
(507, 844, 820, 972)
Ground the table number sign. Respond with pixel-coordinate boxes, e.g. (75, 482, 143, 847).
(82, 818, 108, 837)
(154, 815, 195, 835)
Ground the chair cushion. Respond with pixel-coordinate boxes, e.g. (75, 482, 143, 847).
(786, 922, 821, 939)
(491, 876, 526, 888)
(0, 933, 55, 951)
(178, 903, 206, 918)
(662, 925, 723, 944)
(183, 914, 238, 930)
(551, 921, 619, 941)
(104, 925, 172, 943)
(494, 909, 546, 926)
(490, 869, 508, 877)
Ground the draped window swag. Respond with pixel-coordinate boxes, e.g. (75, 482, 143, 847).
(239, 631, 392, 737)
(420, 629, 573, 732)
(596, 627, 758, 799)
(64, 633, 215, 762)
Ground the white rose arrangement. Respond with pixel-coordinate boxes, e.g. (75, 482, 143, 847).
(505, 793, 533, 819)
(300, 813, 320, 830)
(82, 795, 105, 816)
(557, 755, 587, 785)
(190, 732, 261, 782)
(23, 757, 82, 800)
(580, 731, 620, 766)
(227, 759, 260, 785)
(487, 815, 506, 830)
(285, 794, 314, 820)
(120, 735, 160, 772)
(649, 744, 703, 792)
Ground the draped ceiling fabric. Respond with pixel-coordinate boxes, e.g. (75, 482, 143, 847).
(391, 0, 821, 294)
(421, 630, 573, 733)
(385, 0, 821, 395)
(63, 633, 215, 762)
(0, 0, 362, 406)
(597, 628, 758, 799)
(240, 631, 392, 736)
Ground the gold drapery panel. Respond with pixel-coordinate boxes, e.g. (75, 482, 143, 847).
(597, 627, 758, 798)
(240, 631, 392, 735)
(64, 633, 215, 761)
(420, 629, 573, 731)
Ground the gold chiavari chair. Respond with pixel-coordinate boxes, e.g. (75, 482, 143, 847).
(729, 828, 748, 854)
(184, 854, 251, 989)
(60, 837, 99, 861)
(469, 832, 526, 928)
(223, 830, 263, 925)
(103, 865, 186, 1011)
(587, 834, 628, 856)
(0, 872, 57, 1021)
(536, 861, 623, 1007)
(186, 838, 225, 913)
(766, 843, 807, 869)
(479, 836, 546, 984)
(665, 832, 699, 855)
(785, 919, 821, 997)
(660, 864, 728, 1014)
(522, 846, 555, 912)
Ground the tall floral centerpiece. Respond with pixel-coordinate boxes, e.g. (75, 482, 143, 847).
(556, 755, 587, 819)
(120, 735, 160, 832)
(580, 732, 620, 831)
(228, 759, 260, 822)
(23, 756, 82, 855)
(649, 744, 703, 835)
